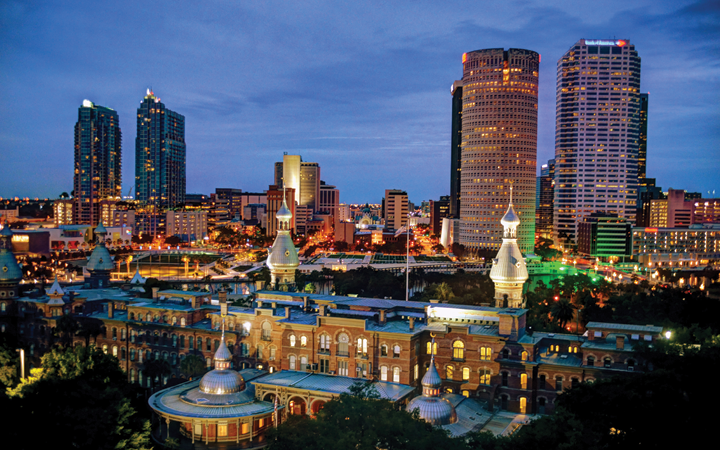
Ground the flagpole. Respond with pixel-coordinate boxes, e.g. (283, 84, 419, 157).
(406, 218, 410, 302)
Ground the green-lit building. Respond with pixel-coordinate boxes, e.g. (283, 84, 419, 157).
(578, 213, 632, 258)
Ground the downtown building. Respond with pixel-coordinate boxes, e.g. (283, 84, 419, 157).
(73, 100, 122, 226)
(457, 48, 539, 253)
(553, 39, 641, 245)
(135, 90, 186, 211)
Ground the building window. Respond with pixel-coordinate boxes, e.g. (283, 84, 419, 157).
(446, 365, 454, 380)
(320, 335, 330, 352)
(453, 340, 464, 360)
(502, 348, 509, 359)
(179, 335, 185, 349)
(393, 345, 401, 358)
(521, 351, 528, 361)
(300, 336, 307, 347)
(393, 367, 400, 383)
(320, 359, 329, 373)
(172, 334, 178, 347)
(257, 344, 264, 359)
(180, 317, 186, 327)
(197, 337, 202, 350)
(480, 347, 492, 360)
(462, 367, 470, 381)
(289, 355, 296, 370)
(130, 349, 136, 361)
(112, 327, 117, 340)
(290, 335, 296, 347)
(520, 373, 528, 389)
(112, 346, 118, 357)
(300, 356, 308, 371)
(381, 345, 388, 357)
(121, 329, 126, 341)
(338, 360, 348, 376)
(206, 338, 212, 351)
(604, 357, 612, 368)
(426, 341, 437, 355)
(414, 364, 418, 381)
(479, 368, 491, 385)
(338, 333, 349, 357)
(262, 322, 272, 340)
(381, 366, 388, 381)
(130, 330, 137, 343)
(356, 338, 367, 357)
(571, 377, 579, 388)
(587, 356, 595, 366)
(218, 424, 227, 437)
(120, 347, 126, 360)
(555, 376, 563, 391)
(501, 372, 508, 387)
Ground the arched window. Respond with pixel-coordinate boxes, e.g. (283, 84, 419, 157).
(502, 348, 509, 359)
(501, 371, 509, 386)
(426, 341, 437, 355)
(197, 337, 202, 350)
(555, 376, 563, 391)
(521, 351, 528, 361)
(300, 336, 307, 347)
(112, 327, 117, 340)
(262, 322, 272, 340)
(462, 367, 470, 381)
(520, 373, 528, 389)
(162, 351, 168, 360)
(120, 347, 126, 360)
(257, 344, 264, 359)
(180, 317, 186, 327)
(320, 334, 330, 352)
(393, 345, 401, 358)
(356, 338, 367, 357)
(289, 355, 297, 370)
(130, 330, 137, 343)
(130, 369, 136, 383)
(102, 344, 108, 354)
(453, 340, 464, 360)
(206, 338, 212, 351)
(380, 365, 388, 381)
(338, 333, 349, 356)
(290, 335, 296, 347)
(480, 346, 491, 360)
(171, 353, 177, 366)
(300, 356, 308, 371)
(446, 365, 454, 380)
(587, 356, 595, 366)
(393, 367, 400, 383)
(179, 335, 185, 349)
(130, 349, 136, 361)
(603, 357, 612, 368)
(380, 344, 388, 356)
(112, 346, 118, 357)
(129, 312, 135, 320)
(146, 313, 151, 322)
(172, 334, 178, 347)
(479, 368, 491, 385)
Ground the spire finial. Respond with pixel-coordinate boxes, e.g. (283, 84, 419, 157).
(509, 181, 514, 205)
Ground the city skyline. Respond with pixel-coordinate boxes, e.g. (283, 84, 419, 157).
(1, 1, 718, 204)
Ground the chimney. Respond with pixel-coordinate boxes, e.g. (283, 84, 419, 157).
(219, 290, 227, 304)
(319, 305, 326, 316)
(378, 310, 386, 326)
(285, 307, 291, 320)
(257, 300, 263, 308)
(152, 287, 160, 300)
(409, 317, 415, 331)
(616, 335, 625, 350)
(271, 302, 277, 309)
(303, 296, 309, 311)
(255, 280, 265, 291)
(191, 297, 198, 309)
(107, 302, 114, 319)
(220, 300, 228, 317)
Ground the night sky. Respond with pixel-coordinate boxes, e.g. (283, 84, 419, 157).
(1, 0, 718, 204)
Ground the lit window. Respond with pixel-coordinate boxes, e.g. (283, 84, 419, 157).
(480, 346, 492, 360)
(446, 365, 454, 380)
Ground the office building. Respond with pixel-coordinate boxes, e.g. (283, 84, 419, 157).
(54, 200, 74, 227)
(166, 210, 208, 242)
(300, 162, 320, 211)
(73, 100, 122, 226)
(318, 182, 340, 225)
(457, 48, 539, 253)
(383, 190, 408, 231)
(649, 189, 720, 228)
(553, 39, 642, 244)
(633, 224, 720, 268)
(536, 159, 555, 239)
(135, 90, 186, 210)
(638, 93, 649, 181)
(577, 213, 632, 258)
(214, 189, 244, 220)
(450, 80, 463, 217)
(266, 185, 295, 236)
(430, 196, 451, 236)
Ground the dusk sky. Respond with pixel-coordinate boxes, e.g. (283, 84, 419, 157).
(1, 0, 718, 204)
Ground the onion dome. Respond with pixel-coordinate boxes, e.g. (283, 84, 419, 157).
(198, 321, 246, 395)
(501, 204, 521, 229)
(490, 187, 528, 283)
(406, 337, 457, 426)
(276, 201, 292, 223)
(266, 233, 299, 270)
(86, 223, 114, 271)
(0, 223, 22, 283)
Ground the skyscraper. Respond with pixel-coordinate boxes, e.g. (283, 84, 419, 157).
(536, 159, 555, 239)
(135, 90, 186, 210)
(73, 100, 122, 226)
(450, 80, 463, 218)
(458, 48, 539, 253)
(638, 93, 649, 181)
(553, 39, 641, 244)
(383, 189, 408, 231)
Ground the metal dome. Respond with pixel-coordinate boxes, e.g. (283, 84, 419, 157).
(0, 224, 22, 283)
(407, 396, 458, 426)
(199, 369, 246, 395)
(86, 241, 114, 271)
(267, 233, 299, 270)
(500, 204, 521, 228)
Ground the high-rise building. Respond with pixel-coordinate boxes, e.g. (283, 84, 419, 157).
(300, 162, 320, 211)
(135, 90, 186, 210)
(458, 48, 539, 253)
(638, 93, 649, 180)
(554, 39, 641, 244)
(383, 189, 408, 231)
(73, 100, 122, 226)
(536, 159, 555, 239)
(450, 80, 463, 218)
(430, 196, 451, 236)
(318, 182, 340, 225)
(215, 188, 244, 220)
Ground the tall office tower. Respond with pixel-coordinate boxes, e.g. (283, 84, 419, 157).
(215, 188, 244, 219)
(300, 162, 320, 211)
(450, 80, 463, 217)
(281, 154, 301, 195)
(458, 48, 539, 253)
(135, 89, 186, 210)
(554, 39, 641, 244)
(430, 196, 451, 236)
(536, 159, 555, 239)
(274, 161, 284, 186)
(73, 100, 122, 226)
(318, 182, 340, 223)
(383, 189, 408, 231)
(638, 93, 649, 180)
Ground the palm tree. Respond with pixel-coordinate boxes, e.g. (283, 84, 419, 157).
(436, 282, 455, 302)
(551, 299, 576, 329)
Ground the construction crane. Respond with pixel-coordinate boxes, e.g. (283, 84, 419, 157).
(125, 185, 134, 199)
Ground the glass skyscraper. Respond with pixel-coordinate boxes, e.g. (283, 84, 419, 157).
(135, 90, 186, 210)
(73, 100, 122, 226)
(457, 48, 539, 253)
(553, 39, 641, 245)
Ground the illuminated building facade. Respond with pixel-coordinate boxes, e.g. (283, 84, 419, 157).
(577, 213, 632, 257)
(638, 93, 649, 180)
(53, 200, 74, 227)
(383, 189, 408, 231)
(73, 100, 122, 226)
(554, 39, 641, 244)
(135, 90, 186, 210)
(632, 224, 720, 267)
(458, 48, 539, 253)
(536, 159, 555, 239)
(450, 80, 463, 218)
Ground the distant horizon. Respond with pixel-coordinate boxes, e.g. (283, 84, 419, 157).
(1, 1, 718, 204)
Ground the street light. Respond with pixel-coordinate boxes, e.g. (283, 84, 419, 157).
(15, 348, 25, 380)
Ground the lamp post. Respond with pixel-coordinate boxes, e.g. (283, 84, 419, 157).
(16, 348, 25, 380)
